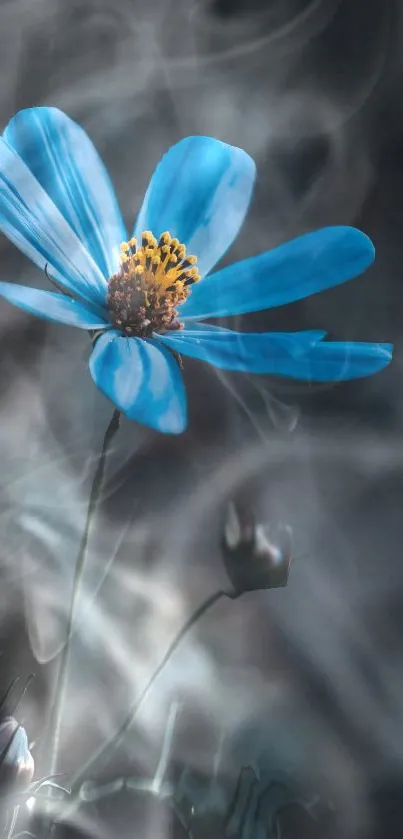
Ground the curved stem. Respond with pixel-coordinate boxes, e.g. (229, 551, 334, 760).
(45, 409, 121, 781)
(70, 589, 227, 791)
(5, 805, 19, 839)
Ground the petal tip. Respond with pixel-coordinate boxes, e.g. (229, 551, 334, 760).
(158, 412, 188, 435)
(126, 401, 187, 434)
(339, 225, 375, 266)
(378, 342, 394, 365)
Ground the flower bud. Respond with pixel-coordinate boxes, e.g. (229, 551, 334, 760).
(0, 717, 34, 793)
(221, 502, 291, 598)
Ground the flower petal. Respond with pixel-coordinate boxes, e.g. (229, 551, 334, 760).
(286, 340, 393, 381)
(159, 326, 393, 380)
(4, 107, 127, 278)
(179, 226, 375, 319)
(0, 138, 108, 308)
(89, 331, 187, 433)
(180, 322, 328, 341)
(133, 136, 255, 278)
(159, 328, 326, 372)
(0, 282, 110, 329)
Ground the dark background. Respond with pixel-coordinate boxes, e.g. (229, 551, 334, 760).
(0, 0, 403, 837)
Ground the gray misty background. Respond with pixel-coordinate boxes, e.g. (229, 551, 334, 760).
(0, 0, 402, 837)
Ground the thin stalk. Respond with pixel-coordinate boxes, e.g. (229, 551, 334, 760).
(45, 409, 121, 781)
(70, 589, 227, 791)
(5, 805, 19, 839)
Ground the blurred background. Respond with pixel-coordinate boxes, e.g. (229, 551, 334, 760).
(0, 0, 402, 836)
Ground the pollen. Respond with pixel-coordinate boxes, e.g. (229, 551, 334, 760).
(107, 231, 200, 337)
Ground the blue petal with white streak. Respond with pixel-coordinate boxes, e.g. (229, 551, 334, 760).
(0, 282, 110, 329)
(179, 227, 375, 319)
(0, 139, 108, 308)
(89, 330, 187, 433)
(158, 325, 392, 380)
(4, 107, 127, 280)
(133, 136, 255, 279)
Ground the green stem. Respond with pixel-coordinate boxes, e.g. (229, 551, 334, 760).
(45, 409, 121, 781)
(70, 589, 227, 791)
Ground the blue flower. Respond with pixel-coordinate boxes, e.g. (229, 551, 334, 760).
(0, 107, 392, 433)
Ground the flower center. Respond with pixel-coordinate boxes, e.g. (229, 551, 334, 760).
(106, 231, 200, 337)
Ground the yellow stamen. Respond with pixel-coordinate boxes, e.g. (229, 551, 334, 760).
(107, 229, 200, 337)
